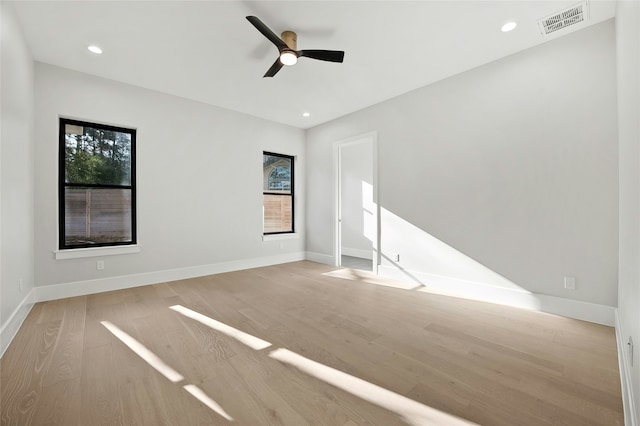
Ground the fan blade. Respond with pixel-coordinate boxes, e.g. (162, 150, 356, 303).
(246, 16, 287, 51)
(298, 50, 344, 63)
(263, 58, 284, 78)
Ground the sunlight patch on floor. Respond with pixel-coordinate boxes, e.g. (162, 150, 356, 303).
(269, 348, 478, 426)
(169, 305, 272, 350)
(323, 268, 417, 290)
(325, 266, 546, 313)
(101, 320, 233, 421)
(101, 320, 184, 383)
(183, 384, 233, 421)
(164, 306, 475, 424)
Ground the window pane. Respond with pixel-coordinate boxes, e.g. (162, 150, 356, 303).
(263, 154, 291, 194)
(65, 126, 132, 185)
(264, 194, 292, 233)
(64, 188, 132, 246)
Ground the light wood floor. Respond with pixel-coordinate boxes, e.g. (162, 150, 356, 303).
(1, 261, 623, 425)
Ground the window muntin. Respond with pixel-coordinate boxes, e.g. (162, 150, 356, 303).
(263, 152, 294, 234)
(59, 118, 136, 249)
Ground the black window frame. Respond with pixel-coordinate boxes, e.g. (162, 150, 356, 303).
(58, 118, 137, 250)
(263, 151, 295, 235)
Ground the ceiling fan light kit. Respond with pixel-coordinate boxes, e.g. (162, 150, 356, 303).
(280, 51, 298, 66)
(246, 16, 344, 77)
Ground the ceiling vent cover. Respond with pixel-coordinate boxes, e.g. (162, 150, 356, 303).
(538, 1, 589, 36)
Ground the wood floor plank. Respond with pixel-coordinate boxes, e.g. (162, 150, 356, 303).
(118, 377, 175, 425)
(1, 320, 61, 425)
(266, 369, 407, 426)
(78, 344, 124, 426)
(29, 378, 81, 426)
(1, 261, 624, 425)
(42, 296, 87, 387)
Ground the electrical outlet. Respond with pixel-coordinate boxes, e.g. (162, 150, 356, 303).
(393, 253, 400, 262)
(629, 337, 634, 366)
(19, 278, 23, 293)
(564, 276, 576, 290)
(97, 260, 105, 270)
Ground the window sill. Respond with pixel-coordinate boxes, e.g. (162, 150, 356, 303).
(54, 244, 141, 260)
(262, 233, 299, 242)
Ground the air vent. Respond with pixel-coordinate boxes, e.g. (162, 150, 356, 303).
(538, 1, 589, 36)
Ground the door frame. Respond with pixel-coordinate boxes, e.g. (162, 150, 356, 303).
(333, 131, 380, 272)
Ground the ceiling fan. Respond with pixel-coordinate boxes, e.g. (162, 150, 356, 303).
(246, 16, 345, 78)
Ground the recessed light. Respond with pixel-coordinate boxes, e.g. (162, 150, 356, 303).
(501, 22, 517, 32)
(302, 112, 310, 117)
(87, 45, 103, 54)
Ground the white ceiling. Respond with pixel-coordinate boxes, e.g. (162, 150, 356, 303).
(11, 1, 616, 129)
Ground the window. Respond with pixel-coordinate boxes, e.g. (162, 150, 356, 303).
(59, 118, 136, 249)
(263, 152, 294, 234)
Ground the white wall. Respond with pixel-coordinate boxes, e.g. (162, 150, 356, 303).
(340, 142, 373, 259)
(307, 20, 618, 308)
(34, 63, 305, 294)
(0, 2, 35, 353)
(616, 1, 640, 423)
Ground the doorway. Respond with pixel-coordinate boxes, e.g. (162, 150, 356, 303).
(334, 132, 379, 272)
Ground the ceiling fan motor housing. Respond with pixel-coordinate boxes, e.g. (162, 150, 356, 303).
(281, 31, 297, 50)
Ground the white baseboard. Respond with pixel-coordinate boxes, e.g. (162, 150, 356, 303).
(378, 265, 615, 326)
(534, 293, 616, 326)
(615, 310, 638, 426)
(0, 288, 36, 357)
(36, 252, 306, 302)
(305, 251, 335, 266)
(15, 253, 618, 345)
(341, 247, 373, 260)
